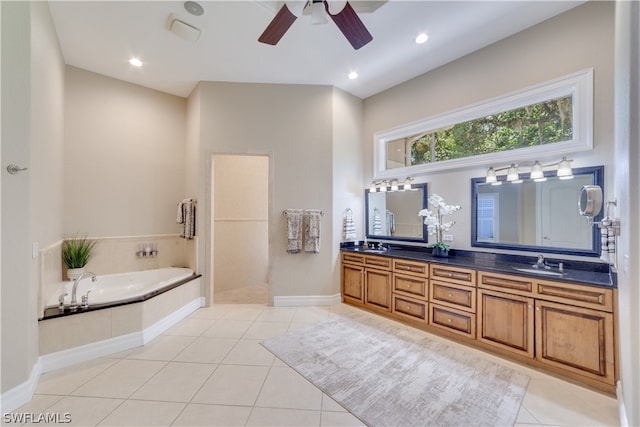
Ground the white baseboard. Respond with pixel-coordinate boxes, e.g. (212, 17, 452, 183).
(142, 297, 204, 343)
(273, 293, 342, 307)
(616, 380, 629, 427)
(0, 360, 42, 415)
(1, 297, 204, 414)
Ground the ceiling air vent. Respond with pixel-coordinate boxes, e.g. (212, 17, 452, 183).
(168, 14, 201, 42)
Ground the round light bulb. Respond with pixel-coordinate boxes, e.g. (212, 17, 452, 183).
(415, 33, 429, 44)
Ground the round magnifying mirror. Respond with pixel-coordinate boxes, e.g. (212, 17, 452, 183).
(578, 185, 603, 217)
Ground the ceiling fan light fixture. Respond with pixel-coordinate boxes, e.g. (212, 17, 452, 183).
(285, 0, 306, 18)
(327, 0, 347, 15)
(311, 1, 328, 25)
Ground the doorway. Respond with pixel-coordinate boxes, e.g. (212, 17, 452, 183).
(211, 154, 269, 304)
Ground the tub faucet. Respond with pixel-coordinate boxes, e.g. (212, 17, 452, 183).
(71, 272, 96, 312)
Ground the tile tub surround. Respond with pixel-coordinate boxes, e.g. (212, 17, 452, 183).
(13, 304, 619, 427)
(38, 276, 203, 372)
(39, 234, 198, 318)
(340, 243, 615, 288)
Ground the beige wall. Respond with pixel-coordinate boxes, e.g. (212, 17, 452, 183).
(331, 88, 365, 289)
(1, 1, 65, 393)
(63, 66, 187, 237)
(213, 154, 269, 294)
(613, 1, 640, 425)
(192, 82, 343, 300)
(363, 2, 615, 253)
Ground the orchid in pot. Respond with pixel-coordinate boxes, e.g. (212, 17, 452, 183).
(418, 194, 461, 257)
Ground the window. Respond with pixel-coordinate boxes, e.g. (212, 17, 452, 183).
(374, 69, 593, 179)
(476, 193, 499, 243)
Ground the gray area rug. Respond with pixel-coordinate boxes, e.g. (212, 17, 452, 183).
(261, 311, 530, 426)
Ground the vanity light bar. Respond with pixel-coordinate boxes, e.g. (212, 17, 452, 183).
(369, 177, 414, 193)
(485, 157, 573, 184)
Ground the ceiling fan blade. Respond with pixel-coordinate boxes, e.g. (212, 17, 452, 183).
(326, 1, 373, 50)
(258, 4, 298, 46)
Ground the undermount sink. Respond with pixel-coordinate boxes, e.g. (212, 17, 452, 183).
(512, 267, 564, 277)
(354, 248, 388, 254)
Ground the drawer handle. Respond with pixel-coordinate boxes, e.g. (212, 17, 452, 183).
(447, 318, 452, 323)
(406, 306, 411, 310)
(447, 293, 453, 298)
(447, 273, 452, 278)
(406, 285, 411, 288)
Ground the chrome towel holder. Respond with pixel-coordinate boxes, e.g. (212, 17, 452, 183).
(7, 164, 28, 175)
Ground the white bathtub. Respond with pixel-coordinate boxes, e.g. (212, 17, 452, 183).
(45, 267, 196, 317)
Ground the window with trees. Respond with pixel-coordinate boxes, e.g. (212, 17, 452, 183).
(375, 69, 593, 179)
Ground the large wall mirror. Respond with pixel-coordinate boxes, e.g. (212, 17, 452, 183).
(366, 183, 428, 243)
(471, 166, 604, 256)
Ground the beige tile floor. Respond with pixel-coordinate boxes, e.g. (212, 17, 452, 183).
(11, 303, 619, 426)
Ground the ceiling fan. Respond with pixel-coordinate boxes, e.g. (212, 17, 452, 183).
(258, 0, 373, 50)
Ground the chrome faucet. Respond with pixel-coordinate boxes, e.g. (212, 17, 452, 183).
(70, 272, 96, 311)
(533, 254, 549, 270)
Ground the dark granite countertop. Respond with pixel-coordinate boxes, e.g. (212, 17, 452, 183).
(340, 243, 616, 289)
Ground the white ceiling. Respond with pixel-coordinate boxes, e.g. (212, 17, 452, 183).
(48, 1, 584, 99)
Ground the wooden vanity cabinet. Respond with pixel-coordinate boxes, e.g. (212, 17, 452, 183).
(534, 281, 616, 386)
(478, 271, 616, 387)
(341, 253, 365, 304)
(391, 258, 429, 323)
(365, 266, 392, 312)
(477, 288, 535, 358)
(341, 252, 617, 392)
(341, 253, 393, 311)
(428, 264, 477, 338)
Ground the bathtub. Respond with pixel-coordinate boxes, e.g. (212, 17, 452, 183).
(39, 266, 203, 372)
(43, 267, 197, 319)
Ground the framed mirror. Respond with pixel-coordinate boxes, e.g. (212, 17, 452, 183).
(365, 183, 428, 243)
(471, 166, 604, 256)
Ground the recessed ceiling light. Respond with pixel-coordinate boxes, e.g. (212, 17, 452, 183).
(348, 71, 358, 80)
(184, 1, 205, 16)
(415, 33, 429, 44)
(129, 57, 143, 67)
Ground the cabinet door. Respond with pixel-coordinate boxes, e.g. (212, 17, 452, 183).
(365, 269, 392, 311)
(477, 289, 534, 358)
(535, 300, 615, 385)
(342, 263, 364, 303)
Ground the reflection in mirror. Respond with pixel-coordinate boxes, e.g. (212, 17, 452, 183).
(366, 183, 428, 242)
(471, 166, 604, 256)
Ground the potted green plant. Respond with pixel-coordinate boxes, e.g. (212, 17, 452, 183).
(62, 234, 97, 280)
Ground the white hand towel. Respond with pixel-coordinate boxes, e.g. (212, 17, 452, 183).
(303, 210, 322, 254)
(285, 209, 303, 254)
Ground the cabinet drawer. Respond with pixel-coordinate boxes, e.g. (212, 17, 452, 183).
(478, 271, 534, 296)
(429, 304, 476, 338)
(430, 281, 476, 312)
(535, 280, 613, 312)
(393, 259, 429, 277)
(393, 295, 427, 322)
(430, 265, 476, 287)
(393, 273, 428, 299)
(365, 255, 392, 270)
(341, 252, 365, 265)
